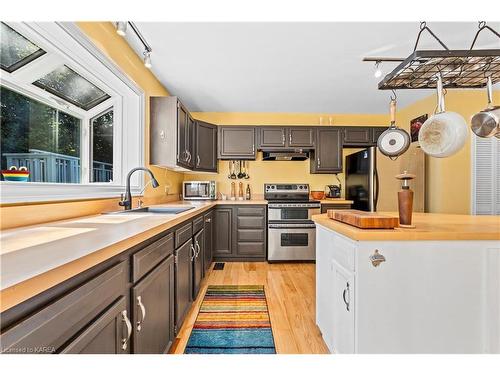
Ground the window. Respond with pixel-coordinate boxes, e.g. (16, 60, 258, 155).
(1, 86, 81, 183)
(33, 65, 110, 110)
(0, 22, 145, 203)
(472, 136, 500, 215)
(90, 109, 113, 183)
(0, 22, 46, 73)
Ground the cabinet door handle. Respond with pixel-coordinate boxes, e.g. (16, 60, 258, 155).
(289, 133, 292, 144)
(318, 158, 321, 167)
(121, 310, 132, 350)
(196, 155, 200, 167)
(187, 150, 192, 162)
(136, 296, 146, 332)
(342, 282, 350, 312)
(190, 244, 195, 261)
(195, 241, 201, 257)
(205, 218, 211, 223)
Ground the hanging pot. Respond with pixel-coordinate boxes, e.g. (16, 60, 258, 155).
(418, 74, 468, 158)
(471, 77, 500, 138)
(377, 98, 411, 159)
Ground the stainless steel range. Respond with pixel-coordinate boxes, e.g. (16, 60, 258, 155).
(265, 183, 320, 262)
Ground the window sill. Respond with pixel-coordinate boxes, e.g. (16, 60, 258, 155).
(0, 181, 142, 204)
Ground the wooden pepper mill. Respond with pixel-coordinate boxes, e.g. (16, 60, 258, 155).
(396, 171, 416, 228)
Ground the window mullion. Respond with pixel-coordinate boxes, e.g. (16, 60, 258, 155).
(81, 116, 91, 184)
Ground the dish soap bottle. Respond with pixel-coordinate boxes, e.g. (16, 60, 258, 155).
(395, 171, 416, 228)
(245, 184, 251, 200)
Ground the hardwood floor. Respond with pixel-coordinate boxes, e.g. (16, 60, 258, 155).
(170, 262, 329, 354)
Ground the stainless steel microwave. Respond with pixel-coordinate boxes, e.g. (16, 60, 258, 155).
(182, 181, 217, 200)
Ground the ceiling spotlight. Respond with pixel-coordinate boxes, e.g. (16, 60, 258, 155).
(374, 61, 383, 78)
(143, 51, 152, 69)
(116, 22, 127, 36)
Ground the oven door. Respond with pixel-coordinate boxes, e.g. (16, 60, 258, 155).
(183, 182, 210, 200)
(267, 223, 316, 261)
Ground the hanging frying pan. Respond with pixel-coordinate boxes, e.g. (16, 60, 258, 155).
(377, 98, 411, 159)
(471, 77, 500, 138)
(418, 74, 468, 158)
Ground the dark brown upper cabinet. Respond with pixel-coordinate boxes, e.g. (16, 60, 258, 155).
(310, 128, 343, 174)
(259, 127, 286, 148)
(342, 127, 373, 146)
(176, 102, 191, 168)
(194, 120, 217, 172)
(288, 127, 315, 148)
(218, 126, 256, 159)
(258, 127, 315, 149)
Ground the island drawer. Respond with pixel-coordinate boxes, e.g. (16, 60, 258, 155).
(175, 222, 193, 248)
(237, 207, 266, 217)
(331, 231, 356, 271)
(132, 233, 174, 282)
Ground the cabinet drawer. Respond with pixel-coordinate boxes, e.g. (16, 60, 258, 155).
(237, 216, 265, 229)
(0, 261, 127, 353)
(343, 128, 372, 144)
(237, 207, 266, 216)
(175, 222, 193, 248)
(192, 216, 204, 234)
(237, 242, 266, 256)
(238, 229, 265, 242)
(332, 232, 356, 271)
(132, 233, 174, 283)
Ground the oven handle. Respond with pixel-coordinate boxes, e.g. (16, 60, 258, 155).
(268, 224, 316, 229)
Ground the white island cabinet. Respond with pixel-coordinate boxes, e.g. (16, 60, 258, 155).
(314, 213, 500, 354)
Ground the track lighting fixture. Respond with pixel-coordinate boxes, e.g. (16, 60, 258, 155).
(143, 51, 152, 69)
(374, 61, 382, 78)
(116, 22, 127, 36)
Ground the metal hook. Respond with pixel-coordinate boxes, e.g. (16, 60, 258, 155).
(478, 21, 486, 29)
(420, 21, 426, 30)
(390, 90, 397, 101)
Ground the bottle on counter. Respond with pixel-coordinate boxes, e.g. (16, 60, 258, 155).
(230, 182, 236, 200)
(245, 184, 251, 200)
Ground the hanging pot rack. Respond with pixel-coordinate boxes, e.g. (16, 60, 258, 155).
(363, 21, 500, 90)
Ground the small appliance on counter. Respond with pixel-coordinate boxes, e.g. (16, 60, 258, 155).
(182, 181, 216, 200)
(325, 184, 341, 198)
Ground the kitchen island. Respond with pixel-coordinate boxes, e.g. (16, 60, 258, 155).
(312, 212, 500, 354)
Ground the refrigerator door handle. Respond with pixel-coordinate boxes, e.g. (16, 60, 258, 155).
(374, 166, 379, 212)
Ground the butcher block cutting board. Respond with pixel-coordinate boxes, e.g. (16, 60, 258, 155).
(327, 209, 399, 229)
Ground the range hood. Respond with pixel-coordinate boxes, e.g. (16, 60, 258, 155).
(262, 151, 309, 161)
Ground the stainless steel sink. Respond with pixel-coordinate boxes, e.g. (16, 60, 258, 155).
(105, 206, 195, 215)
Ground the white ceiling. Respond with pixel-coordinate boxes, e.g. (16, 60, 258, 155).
(125, 22, 500, 114)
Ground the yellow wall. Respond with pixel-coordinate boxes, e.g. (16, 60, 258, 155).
(186, 112, 388, 198)
(396, 89, 499, 214)
(77, 22, 183, 201)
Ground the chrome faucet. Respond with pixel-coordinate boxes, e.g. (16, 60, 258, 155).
(119, 167, 160, 210)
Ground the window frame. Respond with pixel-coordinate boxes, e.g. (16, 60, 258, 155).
(0, 22, 145, 204)
(89, 107, 115, 183)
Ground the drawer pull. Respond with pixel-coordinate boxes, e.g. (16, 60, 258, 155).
(136, 296, 146, 332)
(369, 249, 386, 267)
(121, 310, 132, 350)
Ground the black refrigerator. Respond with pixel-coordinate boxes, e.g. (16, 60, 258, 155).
(345, 147, 378, 212)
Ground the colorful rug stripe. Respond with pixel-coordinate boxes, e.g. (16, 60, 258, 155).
(184, 285, 276, 354)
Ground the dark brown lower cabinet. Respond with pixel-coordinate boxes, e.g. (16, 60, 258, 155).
(192, 229, 204, 300)
(174, 239, 192, 333)
(61, 297, 129, 354)
(131, 255, 174, 354)
(214, 205, 266, 261)
(203, 211, 214, 275)
(213, 207, 233, 257)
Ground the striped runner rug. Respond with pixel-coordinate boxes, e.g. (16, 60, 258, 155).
(184, 285, 276, 354)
